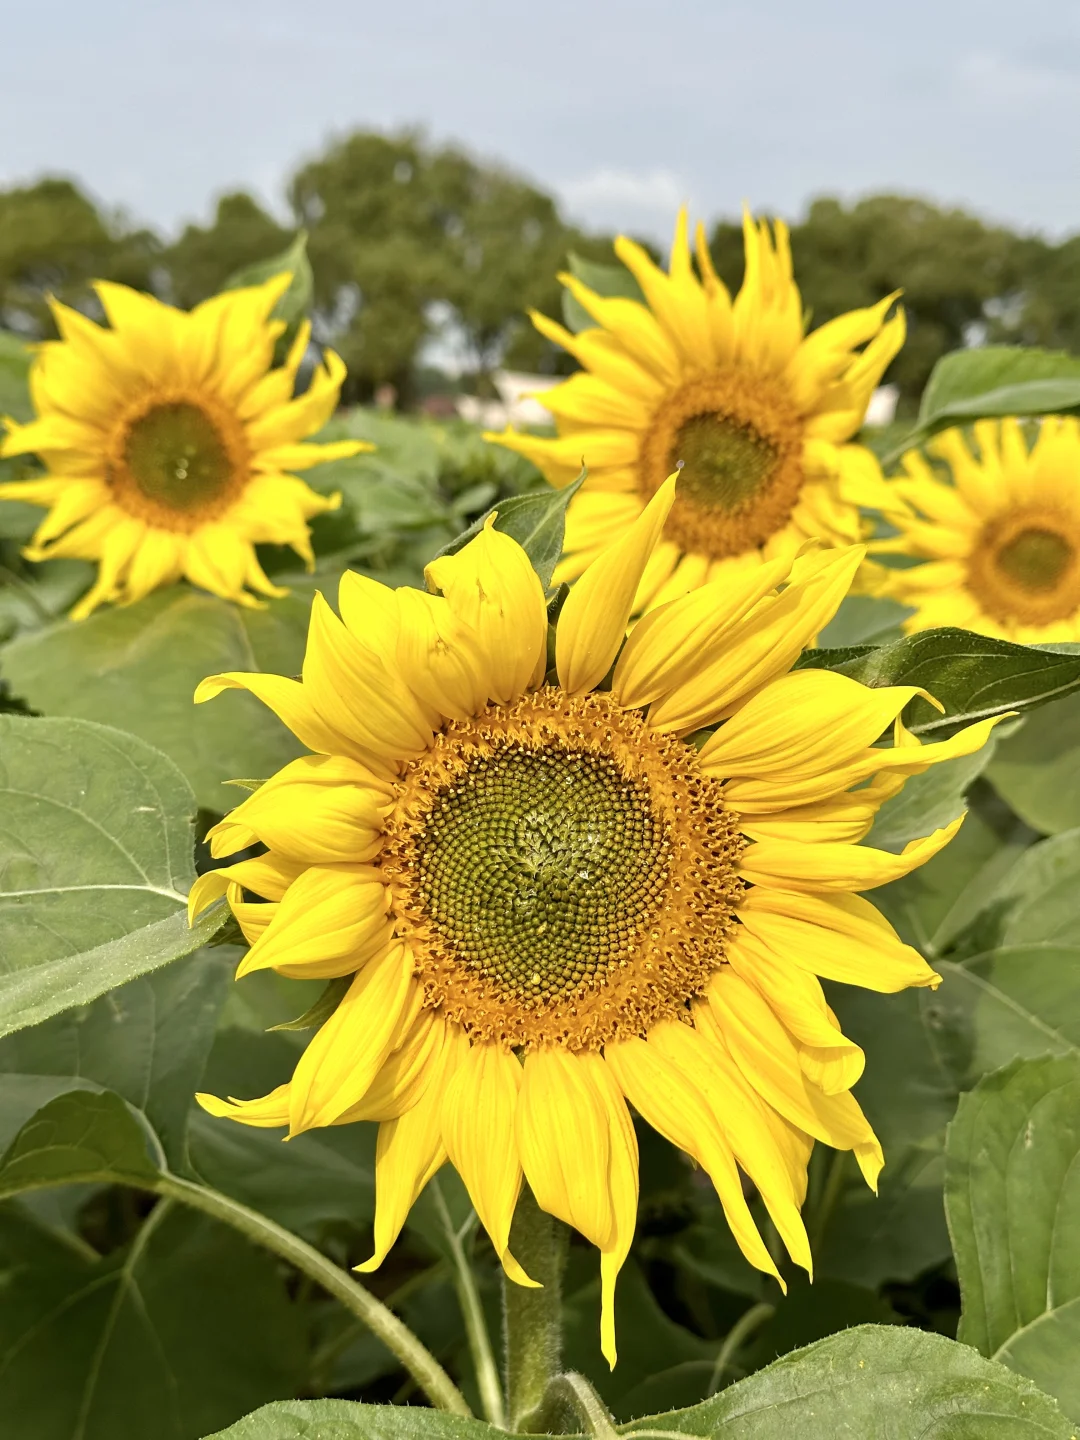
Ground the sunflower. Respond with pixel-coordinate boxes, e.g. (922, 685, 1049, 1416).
(485, 209, 906, 614)
(878, 417, 1080, 641)
(190, 479, 996, 1364)
(0, 275, 368, 618)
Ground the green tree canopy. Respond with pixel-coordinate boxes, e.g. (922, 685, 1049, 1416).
(0, 178, 157, 338)
(164, 192, 291, 311)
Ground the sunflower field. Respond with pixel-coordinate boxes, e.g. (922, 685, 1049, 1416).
(3, 208, 1080, 1440)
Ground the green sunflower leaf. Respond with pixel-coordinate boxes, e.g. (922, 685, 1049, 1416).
(0, 1088, 161, 1197)
(0, 328, 33, 424)
(202, 1400, 499, 1439)
(947, 1054, 1080, 1422)
(0, 716, 225, 1038)
(622, 1325, 1075, 1438)
(430, 466, 586, 591)
(0, 951, 229, 1169)
(798, 630, 1080, 737)
(0, 585, 316, 813)
(988, 690, 1080, 834)
(0, 1198, 304, 1440)
(561, 250, 645, 333)
(885, 344, 1080, 460)
(224, 230, 314, 329)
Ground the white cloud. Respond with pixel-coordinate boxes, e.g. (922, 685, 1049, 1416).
(557, 167, 689, 239)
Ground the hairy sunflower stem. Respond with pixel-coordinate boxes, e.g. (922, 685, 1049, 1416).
(707, 1300, 776, 1394)
(503, 1184, 568, 1433)
(546, 1372, 618, 1438)
(431, 1177, 507, 1429)
(153, 1172, 471, 1417)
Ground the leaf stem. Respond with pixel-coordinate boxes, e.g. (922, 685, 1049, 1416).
(547, 1372, 618, 1438)
(431, 1176, 507, 1429)
(809, 1148, 848, 1254)
(503, 1184, 567, 1434)
(152, 1172, 472, 1417)
(706, 1301, 776, 1395)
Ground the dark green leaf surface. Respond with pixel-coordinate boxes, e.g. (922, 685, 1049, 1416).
(625, 1325, 1075, 1437)
(817, 594, 912, 648)
(889, 346, 1080, 457)
(0, 717, 223, 1036)
(1, 587, 315, 812)
(203, 1400, 499, 1439)
(430, 469, 585, 591)
(0, 1089, 160, 1196)
(0, 1202, 303, 1440)
(947, 1055, 1080, 1421)
(0, 953, 229, 1167)
(988, 692, 1080, 834)
(800, 630, 1080, 737)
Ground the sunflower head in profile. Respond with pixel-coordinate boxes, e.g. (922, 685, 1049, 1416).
(879, 417, 1080, 641)
(485, 209, 906, 614)
(0, 275, 369, 618)
(190, 479, 998, 1365)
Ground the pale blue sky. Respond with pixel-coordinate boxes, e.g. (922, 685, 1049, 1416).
(4, 0, 1080, 242)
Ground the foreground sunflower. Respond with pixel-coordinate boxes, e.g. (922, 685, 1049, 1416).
(879, 417, 1080, 640)
(0, 275, 367, 617)
(190, 479, 996, 1364)
(486, 209, 905, 612)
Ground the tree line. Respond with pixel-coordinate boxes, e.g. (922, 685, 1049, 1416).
(2, 129, 1078, 411)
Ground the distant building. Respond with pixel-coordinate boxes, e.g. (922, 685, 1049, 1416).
(456, 371, 559, 430)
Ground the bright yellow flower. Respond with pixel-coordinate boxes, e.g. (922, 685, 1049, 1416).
(190, 481, 996, 1365)
(486, 209, 905, 613)
(0, 275, 368, 617)
(879, 417, 1080, 641)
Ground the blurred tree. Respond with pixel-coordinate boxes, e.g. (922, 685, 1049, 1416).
(287, 130, 606, 403)
(164, 192, 291, 309)
(0, 178, 157, 338)
(709, 196, 1023, 410)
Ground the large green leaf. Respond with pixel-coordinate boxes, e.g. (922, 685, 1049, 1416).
(203, 1400, 498, 1439)
(799, 631, 1080, 738)
(1, 586, 316, 812)
(887, 346, 1080, 459)
(0, 1201, 304, 1440)
(0, 1089, 161, 1197)
(867, 742, 997, 852)
(624, 1325, 1075, 1437)
(817, 594, 912, 649)
(0, 952, 229, 1168)
(430, 468, 585, 591)
(988, 691, 1080, 834)
(0, 716, 225, 1037)
(947, 1055, 1080, 1422)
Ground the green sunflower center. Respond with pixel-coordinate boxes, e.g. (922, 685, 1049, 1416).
(123, 402, 235, 512)
(670, 412, 780, 513)
(994, 526, 1074, 593)
(416, 745, 670, 1001)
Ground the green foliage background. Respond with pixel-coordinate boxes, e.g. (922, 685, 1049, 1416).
(2, 207, 1080, 1438)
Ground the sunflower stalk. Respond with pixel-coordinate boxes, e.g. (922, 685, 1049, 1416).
(503, 1184, 569, 1433)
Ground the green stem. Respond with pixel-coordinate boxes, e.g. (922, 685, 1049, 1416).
(153, 1172, 471, 1417)
(503, 1184, 567, 1434)
(809, 1148, 848, 1254)
(707, 1301, 776, 1395)
(431, 1177, 507, 1429)
(547, 1373, 618, 1438)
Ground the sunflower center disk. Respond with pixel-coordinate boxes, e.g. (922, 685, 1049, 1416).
(418, 748, 669, 1001)
(994, 526, 1074, 593)
(672, 413, 780, 515)
(638, 373, 805, 561)
(384, 690, 745, 1050)
(124, 403, 234, 512)
(969, 508, 1080, 626)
